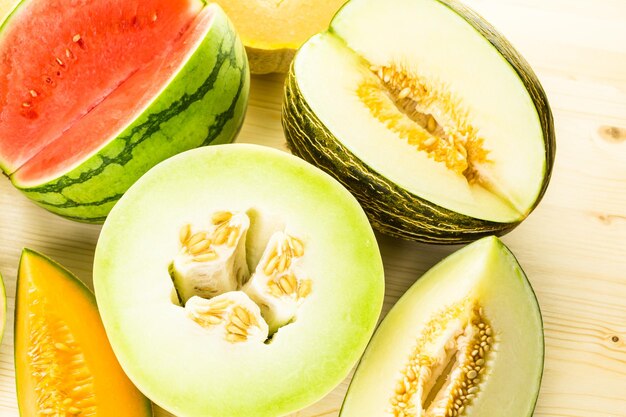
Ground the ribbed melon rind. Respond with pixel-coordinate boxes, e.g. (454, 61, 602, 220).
(10, 4, 249, 223)
(282, 0, 555, 244)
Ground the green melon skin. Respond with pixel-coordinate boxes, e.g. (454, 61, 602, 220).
(10, 4, 249, 223)
(282, 0, 555, 244)
(93, 144, 385, 417)
(340, 236, 544, 417)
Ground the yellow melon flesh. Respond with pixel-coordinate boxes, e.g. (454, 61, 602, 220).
(214, 0, 347, 73)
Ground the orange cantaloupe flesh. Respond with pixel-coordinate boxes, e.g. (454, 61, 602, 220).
(214, 0, 347, 73)
(15, 249, 152, 416)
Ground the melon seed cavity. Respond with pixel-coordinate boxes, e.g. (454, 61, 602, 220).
(171, 211, 313, 343)
(358, 64, 490, 184)
(389, 299, 495, 417)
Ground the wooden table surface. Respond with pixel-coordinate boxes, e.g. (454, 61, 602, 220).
(1, 0, 625, 415)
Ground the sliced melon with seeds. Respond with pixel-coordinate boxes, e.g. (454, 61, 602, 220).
(15, 249, 152, 417)
(340, 236, 544, 417)
(283, 0, 555, 243)
(94, 144, 384, 416)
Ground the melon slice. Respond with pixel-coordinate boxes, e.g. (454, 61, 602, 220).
(93, 144, 385, 416)
(214, 0, 347, 74)
(15, 249, 152, 416)
(0, 0, 249, 222)
(341, 236, 544, 417)
(283, 0, 555, 243)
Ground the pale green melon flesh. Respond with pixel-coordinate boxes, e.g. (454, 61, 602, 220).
(294, 0, 546, 223)
(94, 144, 384, 417)
(340, 236, 543, 416)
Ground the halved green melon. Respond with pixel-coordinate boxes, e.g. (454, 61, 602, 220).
(341, 236, 544, 417)
(0, 0, 248, 222)
(15, 249, 152, 416)
(94, 144, 385, 417)
(283, 0, 555, 243)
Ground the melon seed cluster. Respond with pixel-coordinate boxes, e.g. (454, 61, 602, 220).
(244, 232, 313, 333)
(358, 64, 490, 183)
(172, 211, 313, 342)
(179, 211, 245, 261)
(186, 292, 269, 344)
(28, 287, 96, 416)
(389, 300, 494, 417)
(171, 211, 250, 303)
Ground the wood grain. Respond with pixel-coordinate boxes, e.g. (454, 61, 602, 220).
(1, 0, 625, 415)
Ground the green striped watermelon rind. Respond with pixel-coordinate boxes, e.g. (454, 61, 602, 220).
(11, 4, 250, 223)
(281, 0, 555, 244)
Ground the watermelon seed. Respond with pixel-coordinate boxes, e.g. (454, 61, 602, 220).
(151, 12, 158, 22)
(29, 90, 38, 97)
(73, 34, 85, 49)
(22, 102, 31, 108)
(65, 49, 74, 59)
(55, 57, 64, 67)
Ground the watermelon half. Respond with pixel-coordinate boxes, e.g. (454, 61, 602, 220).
(0, 0, 249, 222)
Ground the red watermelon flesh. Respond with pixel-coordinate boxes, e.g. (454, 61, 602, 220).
(0, 0, 210, 183)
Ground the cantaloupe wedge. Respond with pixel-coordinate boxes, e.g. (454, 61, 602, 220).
(15, 249, 152, 416)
